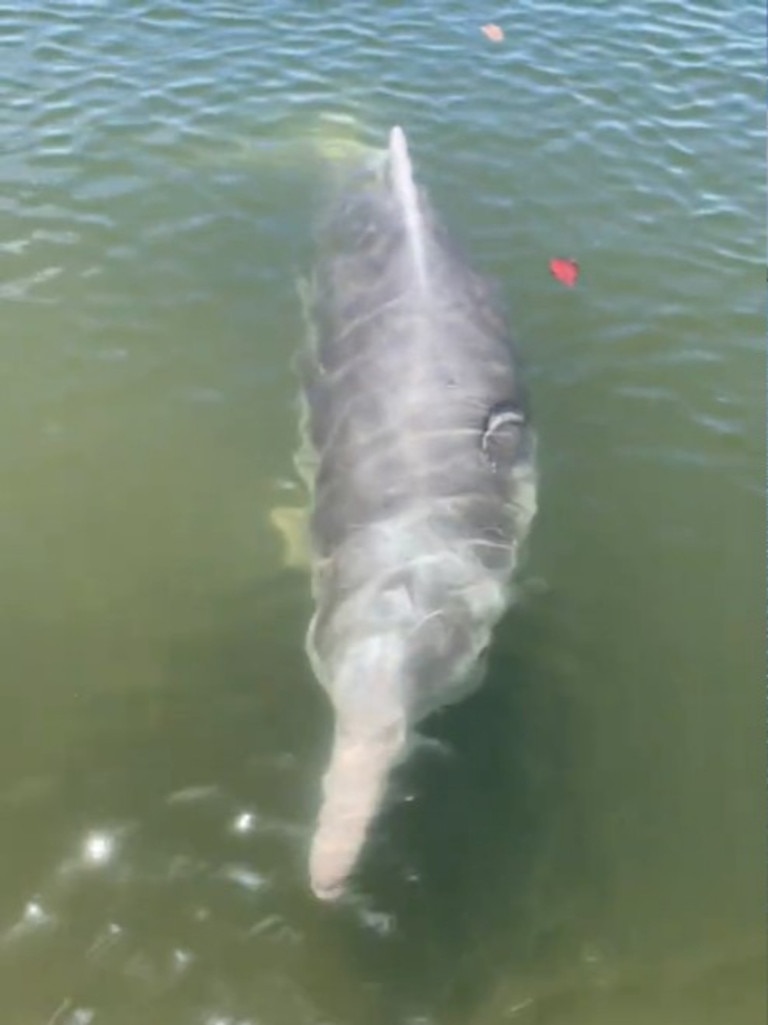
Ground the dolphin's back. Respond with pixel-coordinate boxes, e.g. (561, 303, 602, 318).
(301, 127, 536, 899)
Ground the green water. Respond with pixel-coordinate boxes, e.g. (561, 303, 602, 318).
(0, 2, 763, 1023)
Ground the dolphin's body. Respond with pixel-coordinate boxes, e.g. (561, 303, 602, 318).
(298, 127, 537, 900)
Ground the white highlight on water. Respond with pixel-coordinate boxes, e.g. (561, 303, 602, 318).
(231, 810, 258, 834)
(82, 830, 116, 866)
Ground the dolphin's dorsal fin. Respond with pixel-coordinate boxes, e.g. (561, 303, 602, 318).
(387, 126, 428, 289)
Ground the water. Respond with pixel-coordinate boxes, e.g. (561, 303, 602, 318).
(0, 2, 763, 1023)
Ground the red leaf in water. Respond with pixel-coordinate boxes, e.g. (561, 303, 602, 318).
(481, 24, 504, 42)
(549, 258, 579, 287)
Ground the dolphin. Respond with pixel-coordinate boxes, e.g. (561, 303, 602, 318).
(298, 126, 537, 900)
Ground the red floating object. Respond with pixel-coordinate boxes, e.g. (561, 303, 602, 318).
(481, 24, 504, 42)
(549, 258, 579, 287)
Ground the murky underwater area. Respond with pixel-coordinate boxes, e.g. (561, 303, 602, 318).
(0, 2, 764, 1023)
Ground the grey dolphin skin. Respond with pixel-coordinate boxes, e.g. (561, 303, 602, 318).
(298, 126, 537, 900)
